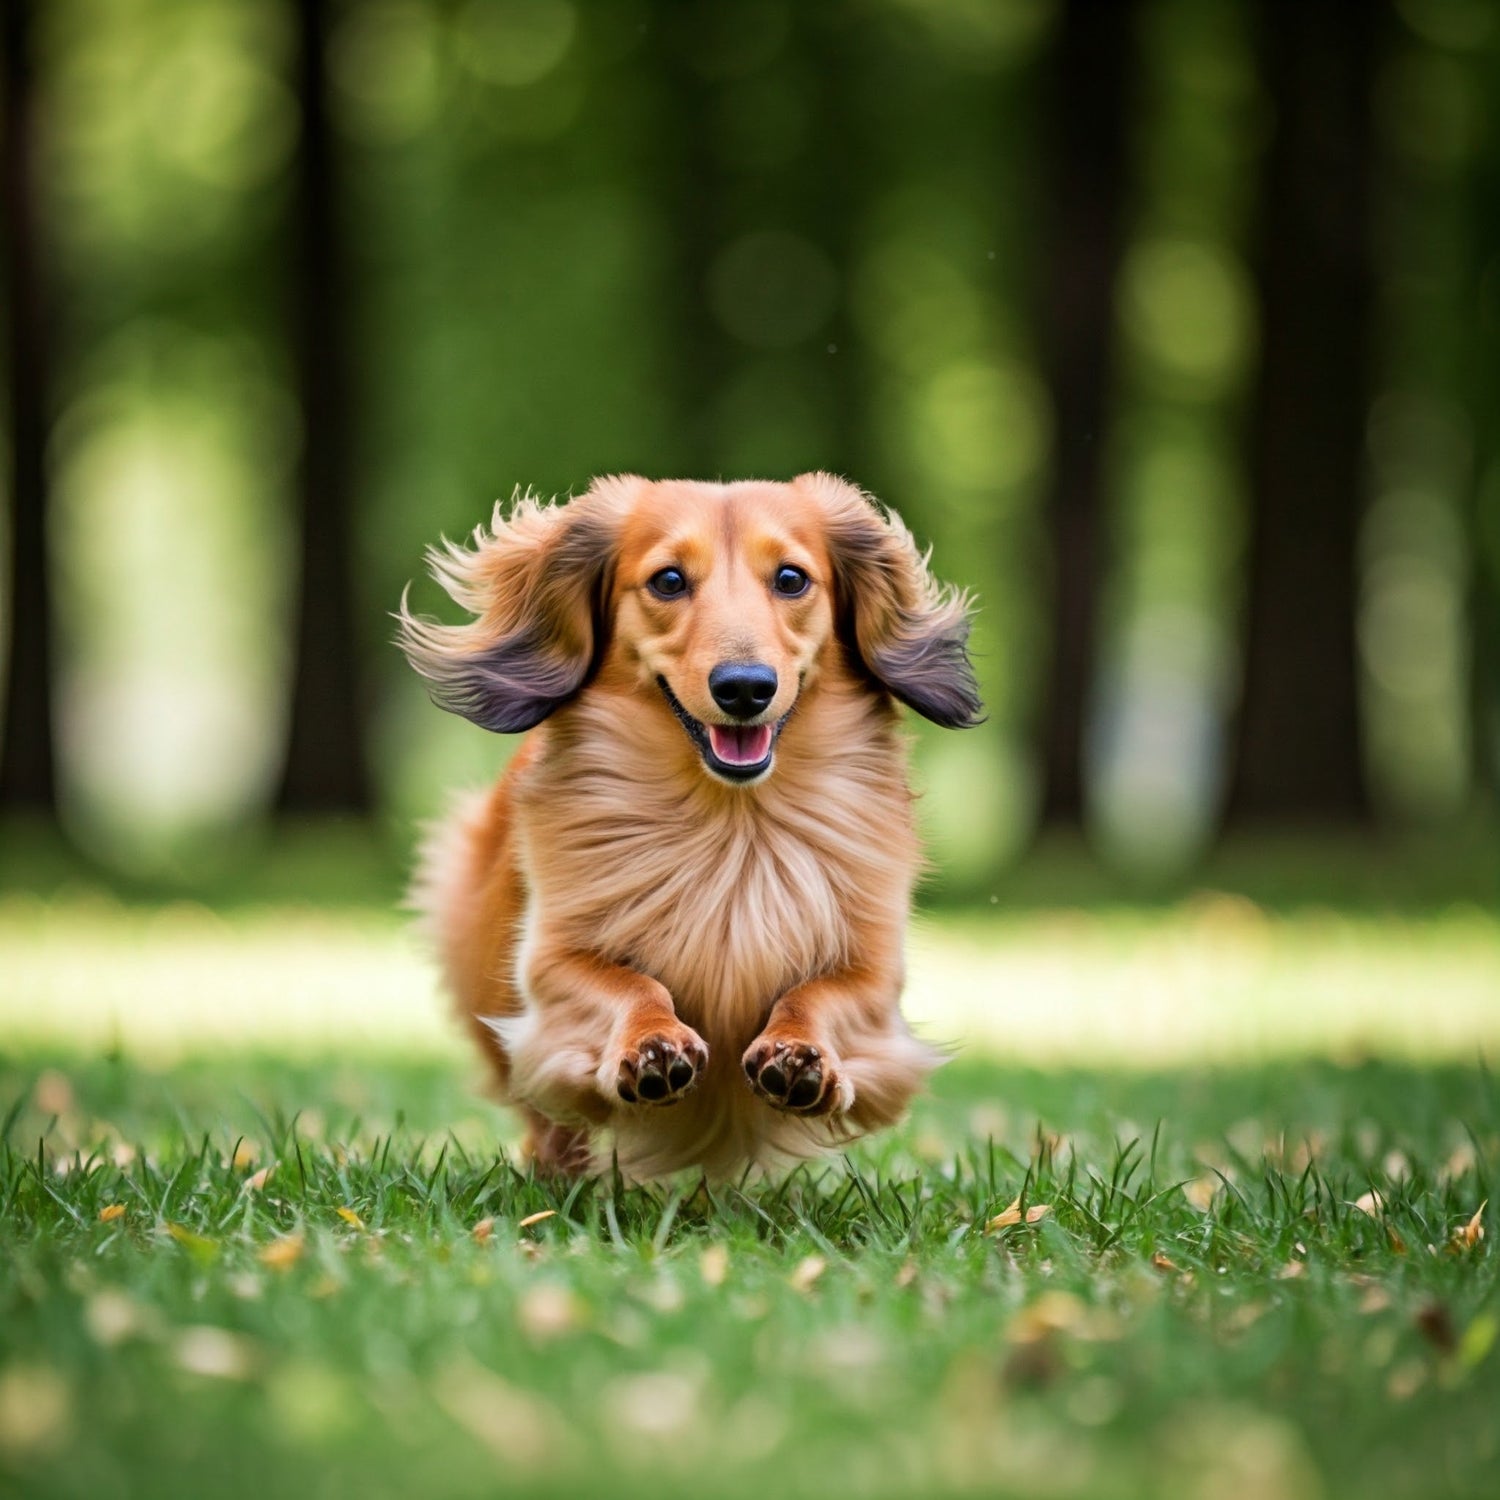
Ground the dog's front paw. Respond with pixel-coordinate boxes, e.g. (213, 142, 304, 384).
(742, 1036, 844, 1115)
(615, 1027, 708, 1106)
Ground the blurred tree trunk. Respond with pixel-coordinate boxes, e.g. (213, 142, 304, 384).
(1226, 0, 1376, 825)
(800, 7, 863, 482)
(276, 0, 372, 814)
(655, 5, 724, 480)
(1034, 0, 1134, 827)
(0, 0, 58, 816)
(1470, 41, 1500, 802)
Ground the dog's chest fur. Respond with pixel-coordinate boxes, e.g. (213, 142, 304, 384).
(518, 705, 914, 1054)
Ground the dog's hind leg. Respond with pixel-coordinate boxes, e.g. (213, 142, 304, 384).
(519, 1107, 594, 1177)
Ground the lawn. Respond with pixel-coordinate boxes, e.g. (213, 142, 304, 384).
(1, 878, 1497, 1500)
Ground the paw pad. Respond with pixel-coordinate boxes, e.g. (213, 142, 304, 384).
(617, 1032, 707, 1106)
(743, 1038, 832, 1115)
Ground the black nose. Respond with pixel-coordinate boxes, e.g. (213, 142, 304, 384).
(709, 663, 778, 720)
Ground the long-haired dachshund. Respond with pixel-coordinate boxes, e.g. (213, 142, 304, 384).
(398, 473, 981, 1179)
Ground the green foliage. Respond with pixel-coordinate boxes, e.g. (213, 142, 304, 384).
(1, 1055, 1495, 1499)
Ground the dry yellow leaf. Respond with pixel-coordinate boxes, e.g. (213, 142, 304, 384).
(98, 1204, 125, 1223)
(335, 1207, 364, 1230)
(789, 1255, 826, 1293)
(245, 1166, 274, 1192)
(986, 1197, 1052, 1232)
(472, 1217, 495, 1245)
(1353, 1189, 1385, 1218)
(699, 1243, 730, 1287)
(1151, 1252, 1181, 1274)
(259, 1233, 305, 1272)
(518, 1210, 556, 1230)
(1455, 1201, 1486, 1251)
(231, 1140, 259, 1170)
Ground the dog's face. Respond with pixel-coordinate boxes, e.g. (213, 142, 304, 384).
(399, 473, 981, 785)
(607, 481, 837, 782)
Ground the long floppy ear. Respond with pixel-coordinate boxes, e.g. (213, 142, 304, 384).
(395, 477, 634, 732)
(801, 472, 983, 729)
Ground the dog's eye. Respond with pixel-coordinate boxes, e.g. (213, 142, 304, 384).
(647, 567, 688, 599)
(773, 565, 810, 597)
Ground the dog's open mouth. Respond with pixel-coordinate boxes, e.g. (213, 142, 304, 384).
(657, 678, 784, 782)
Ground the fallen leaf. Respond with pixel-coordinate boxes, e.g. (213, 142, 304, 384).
(245, 1166, 274, 1192)
(98, 1204, 125, 1223)
(699, 1243, 730, 1287)
(789, 1255, 826, 1293)
(472, 1217, 494, 1245)
(1353, 1189, 1385, 1218)
(985, 1197, 1052, 1232)
(1276, 1259, 1305, 1280)
(894, 1260, 918, 1289)
(335, 1207, 364, 1230)
(1453, 1201, 1486, 1252)
(518, 1210, 556, 1230)
(231, 1140, 259, 1170)
(1386, 1225, 1408, 1255)
(1151, 1252, 1182, 1275)
(259, 1233, 305, 1272)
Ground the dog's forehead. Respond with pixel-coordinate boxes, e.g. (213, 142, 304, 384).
(619, 480, 825, 557)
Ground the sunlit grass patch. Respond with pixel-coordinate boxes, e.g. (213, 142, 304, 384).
(4, 890, 1499, 1065)
(0, 1055, 1495, 1500)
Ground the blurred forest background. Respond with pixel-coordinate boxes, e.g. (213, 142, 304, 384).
(2, 0, 1499, 900)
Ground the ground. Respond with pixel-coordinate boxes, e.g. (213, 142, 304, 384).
(0, 853, 1496, 1500)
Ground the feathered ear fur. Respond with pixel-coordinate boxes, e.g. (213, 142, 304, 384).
(396, 477, 635, 732)
(801, 472, 983, 730)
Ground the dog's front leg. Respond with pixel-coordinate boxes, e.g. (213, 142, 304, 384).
(495, 942, 708, 1123)
(742, 959, 939, 1132)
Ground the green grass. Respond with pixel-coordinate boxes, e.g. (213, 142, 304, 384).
(1, 1052, 1495, 1500)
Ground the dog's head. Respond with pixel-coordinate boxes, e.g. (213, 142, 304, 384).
(398, 473, 982, 785)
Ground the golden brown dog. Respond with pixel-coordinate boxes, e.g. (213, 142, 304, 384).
(398, 473, 980, 1179)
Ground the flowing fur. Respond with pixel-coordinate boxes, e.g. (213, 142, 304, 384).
(401, 473, 980, 1180)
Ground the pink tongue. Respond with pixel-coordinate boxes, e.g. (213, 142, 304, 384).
(708, 723, 773, 766)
